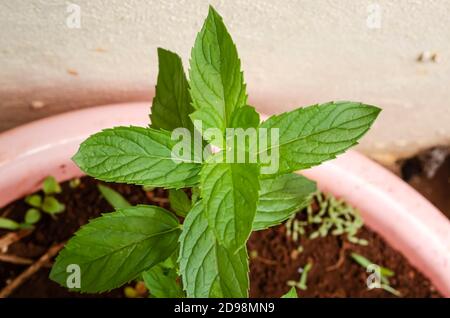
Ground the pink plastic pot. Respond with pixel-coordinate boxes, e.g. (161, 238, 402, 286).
(0, 102, 449, 296)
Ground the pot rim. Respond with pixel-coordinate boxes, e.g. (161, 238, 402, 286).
(0, 102, 449, 296)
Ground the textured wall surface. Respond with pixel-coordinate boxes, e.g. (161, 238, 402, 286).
(1, 0, 449, 163)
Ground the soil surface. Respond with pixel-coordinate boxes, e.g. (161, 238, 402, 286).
(400, 147, 450, 220)
(0, 177, 441, 298)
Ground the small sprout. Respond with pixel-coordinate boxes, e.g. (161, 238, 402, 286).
(350, 252, 400, 297)
(22, 176, 66, 224)
(97, 184, 131, 210)
(25, 194, 42, 208)
(43, 176, 62, 195)
(298, 262, 313, 290)
(351, 253, 394, 277)
(42, 196, 65, 215)
(0, 217, 21, 230)
(168, 189, 191, 217)
(287, 262, 313, 291)
(69, 178, 81, 189)
(286, 192, 366, 245)
(25, 208, 42, 225)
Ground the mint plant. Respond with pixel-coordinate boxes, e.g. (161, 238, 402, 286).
(49, 6, 380, 297)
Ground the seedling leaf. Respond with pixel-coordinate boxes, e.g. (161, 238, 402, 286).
(42, 196, 65, 215)
(25, 194, 42, 208)
(0, 217, 20, 230)
(351, 252, 395, 277)
(25, 208, 41, 225)
(97, 184, 131, 210)
(43, 176, 62, 195)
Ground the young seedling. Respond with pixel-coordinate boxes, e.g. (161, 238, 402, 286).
(286, 192, 368, 246)
(24, 176, 65, 223)
(351, 252, 401, 297)
(0, 176, 64, 231)
(0, 217, 21, 231)
(287, 262, 313, 291)
(49, 6, 380, 297)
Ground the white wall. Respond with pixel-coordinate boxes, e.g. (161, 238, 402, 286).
(1, 0, 449, 163)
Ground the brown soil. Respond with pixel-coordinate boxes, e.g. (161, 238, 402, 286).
(400, 147, 450, 219)
(0, 177, 441, 298)
(249, 221, 439, 298)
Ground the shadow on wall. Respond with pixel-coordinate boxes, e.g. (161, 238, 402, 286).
(0, 86, 154, 132)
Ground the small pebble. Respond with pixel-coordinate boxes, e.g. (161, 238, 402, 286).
(135, 281, 147, 295)
(67, 68, 79, 76)
(31, 100, 45, 109)
(290, 249, 299, 260)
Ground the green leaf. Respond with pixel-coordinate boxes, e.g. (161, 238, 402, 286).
(42, 196, 65, 214)
(142, 265, 184, 298)
(0, 217, 20, 230)
(282, 287, 298, 298)
(25, 208, 41, 225)
(150, 48, 194, 132)
(25, 194, 42, 208)
(201, 162, 259, 251)
(189, 6, 247, 136)
(43, 176, 62, 195)
(168, 189, 191, 217)
(72, 126, 201, 189)
(253, 173, 316, 231)
(50, 205, 181, 293)
(97, 184, 131, 210)
(259, 101, 381, 175)
(230, 105, 260, 129)
(179, 203, 249, 297)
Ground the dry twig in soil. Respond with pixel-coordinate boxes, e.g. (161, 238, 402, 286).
(0, 242, 65, 298)
(0, 229, 33, 253)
